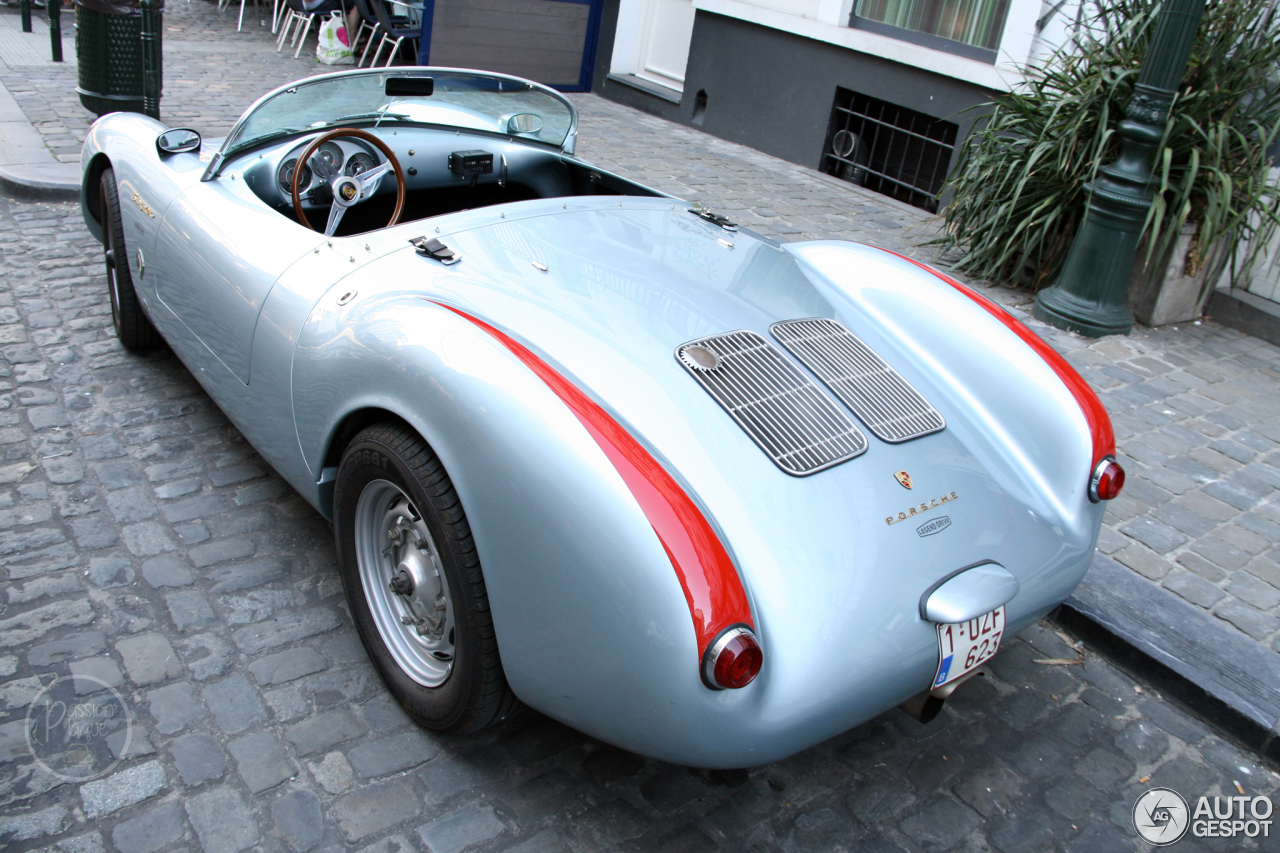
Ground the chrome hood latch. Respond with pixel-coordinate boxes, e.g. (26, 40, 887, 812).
(410, 236, 460, 265)
(688, 208, 737, 231)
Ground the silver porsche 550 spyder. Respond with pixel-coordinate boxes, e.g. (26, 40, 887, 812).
(80, 67, 1124, 769)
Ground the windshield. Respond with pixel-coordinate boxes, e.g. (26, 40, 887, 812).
(221, 68, 576, 160)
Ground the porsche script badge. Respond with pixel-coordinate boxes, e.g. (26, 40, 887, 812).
(130, 192, 155, 218)
(886, 491, 958, 526)
(894, 470, 912, 489)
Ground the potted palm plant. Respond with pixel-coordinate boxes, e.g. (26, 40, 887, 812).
(937, 0, 1280, 327)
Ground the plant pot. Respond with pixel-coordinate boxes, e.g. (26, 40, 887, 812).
(1128, 223, 1229, 327)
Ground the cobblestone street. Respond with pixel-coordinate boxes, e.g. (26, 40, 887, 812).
(10, 0, 1277, 658)
(0, 193, 1272, 853)
(0, 162, 1277, 853)
(0, 0, 1279, 851)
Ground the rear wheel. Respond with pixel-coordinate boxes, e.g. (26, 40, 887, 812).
(100, 167, 161, 351)
(334, 422, 517, 732)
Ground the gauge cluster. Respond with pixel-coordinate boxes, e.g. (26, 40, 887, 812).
(345, 153, 377, 177)
(278, 159, 312, 193)
(276, 140, 378, 199)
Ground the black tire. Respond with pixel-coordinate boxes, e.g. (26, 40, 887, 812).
(334, 422, 518, 733)
(100, 167, 161, 351)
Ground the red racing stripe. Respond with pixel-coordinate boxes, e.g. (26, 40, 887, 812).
(875, 249, 1116, 468)
(433, 302, 754, 660)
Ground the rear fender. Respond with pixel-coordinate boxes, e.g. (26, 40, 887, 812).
(787, 242, 1102, 520)
(292, 293, 750, 757)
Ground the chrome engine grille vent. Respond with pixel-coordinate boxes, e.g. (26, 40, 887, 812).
(771, 318, 945, 443)
(676, 331, 867, 476)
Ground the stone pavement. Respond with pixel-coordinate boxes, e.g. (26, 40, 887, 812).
(0, 7, 80, 197)
(0, 190, 1272, 853)
(0, 1, 1277, 851)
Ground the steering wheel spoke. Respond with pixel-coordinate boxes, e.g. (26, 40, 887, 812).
(358, 162, 392, 196)
(324, 202, 347, 239)
(292, 128, 406, 235)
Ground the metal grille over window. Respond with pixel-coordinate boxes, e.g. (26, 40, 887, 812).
(771, 318, 945, 444)
(676, 331, 868, 476)
(822, 88, 958, 213)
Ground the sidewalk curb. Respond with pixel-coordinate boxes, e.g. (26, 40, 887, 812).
(0, 163, 80, 202)
(1059, 554, 1280, 764)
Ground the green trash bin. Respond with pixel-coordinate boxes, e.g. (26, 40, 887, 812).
(75, 0, 164, 116)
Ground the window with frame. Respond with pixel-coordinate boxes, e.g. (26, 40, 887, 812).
(852, 0, 1011, 62)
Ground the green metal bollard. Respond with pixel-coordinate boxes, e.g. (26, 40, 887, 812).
(21, 0, 32, 32)
(1033, 0, 1208, 337)
(49, 0, 64, 62)
(140, 0, 160, 119)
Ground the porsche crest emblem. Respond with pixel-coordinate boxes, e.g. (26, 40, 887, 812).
(894, 470, 913, 489)
(341, 184, 357, 201)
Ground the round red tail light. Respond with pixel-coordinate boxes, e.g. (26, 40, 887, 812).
(703, 626, 763, 690)
(1090, 457, 1125, 502)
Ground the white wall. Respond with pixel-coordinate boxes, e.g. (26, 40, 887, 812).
(736, 0, 823, 19)
(1240, 167, 1280, 302)
(611, 0, 646, 76)
(1028, 0, 1089, 66)
(613, 0, 1091, 91)
(690, 0, 1030, 90)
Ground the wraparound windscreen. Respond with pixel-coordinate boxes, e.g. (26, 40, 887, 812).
(222, 69, 576, 160)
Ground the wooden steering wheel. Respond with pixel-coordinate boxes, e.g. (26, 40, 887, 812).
(292, 127, 407, 237)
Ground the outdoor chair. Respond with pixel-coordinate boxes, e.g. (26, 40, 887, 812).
(351, 0, 410, 67)
(275, 0, 329, 58)
(345, 0, 378, 63)
(363, 0, 419, 67)
(271, 0, 288, 33)
(218, 0, 260, 32)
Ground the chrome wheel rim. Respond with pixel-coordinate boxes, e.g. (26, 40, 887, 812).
(354, 479, 456, 687)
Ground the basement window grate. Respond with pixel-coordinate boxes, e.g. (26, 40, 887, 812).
(821, 88, 958, 213)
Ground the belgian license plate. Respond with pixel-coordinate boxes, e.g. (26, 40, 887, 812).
(933, 606, 1005, 689)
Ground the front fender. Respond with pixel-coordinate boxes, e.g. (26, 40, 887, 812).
(81, 113, 165, 239)
(79, 113, 205, 282)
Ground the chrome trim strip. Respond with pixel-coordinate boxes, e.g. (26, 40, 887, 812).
(1088, 455, 1115, 503)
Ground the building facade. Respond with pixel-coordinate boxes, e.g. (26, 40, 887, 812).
(591, 0, 1083, 211)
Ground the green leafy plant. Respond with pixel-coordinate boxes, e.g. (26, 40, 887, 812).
(937, 0, 1280, 290)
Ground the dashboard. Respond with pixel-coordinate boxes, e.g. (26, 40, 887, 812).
(236, 126, 580, 217)
(230, 124, 660, 236)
